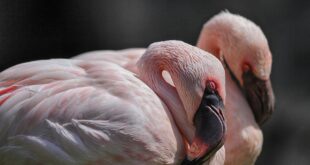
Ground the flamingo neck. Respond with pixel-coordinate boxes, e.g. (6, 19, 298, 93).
(137, 46, 196, 143)
(197, 28, 221, 59)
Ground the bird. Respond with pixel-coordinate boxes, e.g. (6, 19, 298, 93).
(197, 11, 275, 165)
(74, 11, 275, 165)
(0, 40, 227, 165)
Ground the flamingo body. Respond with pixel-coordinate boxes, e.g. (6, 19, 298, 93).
(75, 48, 145, 74)
(0, 59, 182, 165)
(0, 41, 226, 165)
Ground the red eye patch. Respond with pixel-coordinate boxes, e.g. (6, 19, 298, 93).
(242, 63, 251, 72)
(206, 81, 216, 90)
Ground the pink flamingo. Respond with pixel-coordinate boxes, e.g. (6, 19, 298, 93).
(0, 41, 226, 165)
(75, 12, 275, 165)
(197, 12, 275, 165)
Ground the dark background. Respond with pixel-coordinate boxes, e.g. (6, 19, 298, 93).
(0, 1, 309, 164)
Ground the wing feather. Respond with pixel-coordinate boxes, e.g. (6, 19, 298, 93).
(0, 58, 181, 164)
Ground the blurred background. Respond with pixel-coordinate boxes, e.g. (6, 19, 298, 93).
(0, 0, 309, 164)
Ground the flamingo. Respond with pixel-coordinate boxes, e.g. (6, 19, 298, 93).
(74, 12, 275, 165)
(197, 11, 275, 165)
(0, 41, 227, 165)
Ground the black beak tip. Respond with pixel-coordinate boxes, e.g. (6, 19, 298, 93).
(256, 101, 275, 126)
(242, 71, 275, 126)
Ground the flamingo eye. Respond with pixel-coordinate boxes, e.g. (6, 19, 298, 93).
(201, 81, 224, 110)
(206, 81, 216, 91)
(243, 63, 251, 73)
(204, 81, 223, 108)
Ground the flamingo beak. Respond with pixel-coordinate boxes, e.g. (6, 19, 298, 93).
(181, 89, 226, 165)
(242, 70, 275, 126)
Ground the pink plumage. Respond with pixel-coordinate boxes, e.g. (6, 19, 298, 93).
(0, 41, 226, 165)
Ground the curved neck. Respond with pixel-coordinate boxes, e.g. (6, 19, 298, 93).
(137, 46, 195, 142)
(197, 18, 236, 63)
(197, 22, 236, 80)
(197, 27, 221, 59)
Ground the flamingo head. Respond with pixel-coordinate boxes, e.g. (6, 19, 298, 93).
(164, 42, 227, 164)
(181, 80, 226, 165)
(226, 40, 275, 126)
(197, 11, 275, 125)
(140, 41, 227, 164)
